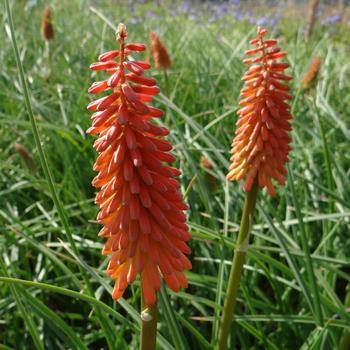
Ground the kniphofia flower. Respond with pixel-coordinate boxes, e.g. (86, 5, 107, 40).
(41, 5, 54, 41)
(15, 143, 37, 173)
(301, 56, 321, 89)
(200, 156, 217, 191)
(87, 24, 191, 306)
(150, 32, 171, 70)
(227, 28, 292, 197)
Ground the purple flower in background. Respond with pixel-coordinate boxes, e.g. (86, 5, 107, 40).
(269, 17, 280, 27)
(275, 9, 284, 20)
(254, 15, 280, 27)
(169, 8, 177, 17)
(180, 1, 190, 13)
(233, 11, 243, 21)
(130, 17, 141, 25)
(147, 10, 157, 19)
(245, 10, 255, 24)
(256, 17, 269, 26)
(189, 13, 198, 21)
(322, 14, 342, 25)
(216, 3, 228, 15)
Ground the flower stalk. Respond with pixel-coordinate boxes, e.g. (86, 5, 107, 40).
(140, 297, 158, 350)
(216, 179, 258, 350)
(218, 27, 293, 349)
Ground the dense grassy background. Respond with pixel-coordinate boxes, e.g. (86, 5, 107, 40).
(1, 0, 350, 349)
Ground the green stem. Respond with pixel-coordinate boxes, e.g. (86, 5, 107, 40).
(216, 179, 259, 350)
(340, 284, 350, 350)
(4, 1, 115, 348)
(163, 68, 170, 97)
(313, 96, 338, 321)
(140, 294, 157, 350)
(313, 99, 334, 200)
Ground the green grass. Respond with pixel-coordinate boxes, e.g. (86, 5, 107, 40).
(1, 0, 350, 349)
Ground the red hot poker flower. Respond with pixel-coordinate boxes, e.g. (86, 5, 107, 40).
(150, 32, 171, 70)
(41, 5, 54, 41)
(301, 56, 321, 89)
(87, 23, 191, 306)
(227, 28, 292, 197)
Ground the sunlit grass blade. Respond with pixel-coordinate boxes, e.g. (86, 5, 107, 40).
(177, 314, 211, 350)
(4, 1, 116, 347)
(4, 223, 82, 289)
(257, 204, 315, 317)
(0, 277, 175, 349)
(212, 180, 230, 343)
(287, 164, 324, 326)
(159, 284, 189, 350)
(20, 290, 89, 350)
(0, 257, 44, 350)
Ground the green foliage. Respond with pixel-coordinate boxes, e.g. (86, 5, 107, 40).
(1, 0, 350, 349)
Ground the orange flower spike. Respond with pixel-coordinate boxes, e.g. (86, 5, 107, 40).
(227, 28, 293, 197)
(150, 32, 171, 70)
(87, 23, 191, 306)
(41, 5, 54, 41)
(301, 56, 321, 89)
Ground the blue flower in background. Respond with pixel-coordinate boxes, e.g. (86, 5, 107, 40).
(245, 10, 254, 24)
(233, 11, 243, 21)
(130, 17, 142, 25)
(208, 17, 216, 25)
(189, 13, 198, 21)
(180, 1, 190, 13)
(147, 10, 157, 19)
(321, 14, 342, 25)
(256, 17, 269, 26)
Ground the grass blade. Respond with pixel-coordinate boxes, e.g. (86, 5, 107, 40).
(0, 257, 44, 350)
(287, 164, 324, 326)
(4, 1, 117, 347)
(159, 284, 189, 350)
(20, 289, 89, 350)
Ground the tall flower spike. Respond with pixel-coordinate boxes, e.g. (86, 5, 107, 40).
(41, 5, 54, 41)
(150, 32, 171, 70)
(227, 28, 292, 197)
(87, 23, 191, 306)
(301, 56, 321, 90)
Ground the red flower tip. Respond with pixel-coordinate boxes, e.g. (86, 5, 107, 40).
(88, 24, 191, 305)
(227, 28, 293, 197)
